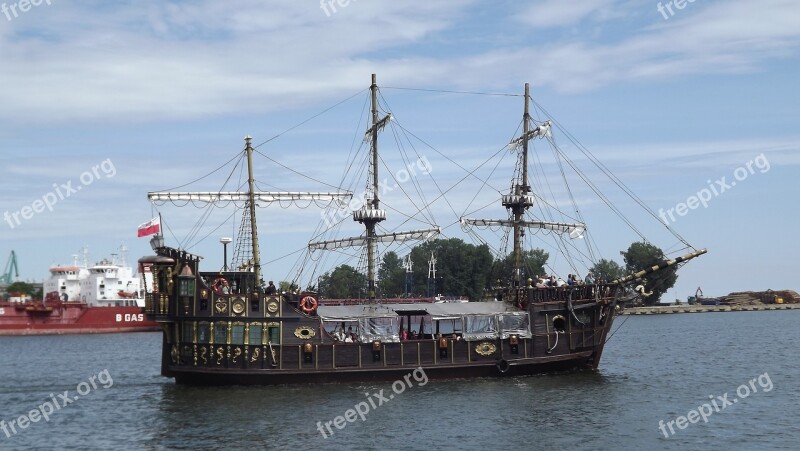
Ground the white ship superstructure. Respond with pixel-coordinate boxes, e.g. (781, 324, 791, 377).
(43, 249, 90, 302)
(80, 246, 144, 307)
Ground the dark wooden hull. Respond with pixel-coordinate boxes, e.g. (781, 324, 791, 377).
(143, 249, 618, 386)
(155, 297, 616, 386)
(168, 351, 598, 385)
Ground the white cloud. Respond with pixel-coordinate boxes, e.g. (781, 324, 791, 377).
(516, 0, 623, 29)
(2, 0, 799, 121)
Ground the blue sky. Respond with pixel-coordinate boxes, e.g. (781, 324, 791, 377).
(1, 0, 797, 301)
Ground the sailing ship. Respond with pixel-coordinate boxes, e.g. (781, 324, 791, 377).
(140, 74, 705, 384)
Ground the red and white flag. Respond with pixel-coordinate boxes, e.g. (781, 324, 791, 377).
(137, 217, 161, 237)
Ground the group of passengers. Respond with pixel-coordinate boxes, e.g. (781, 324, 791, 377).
(331, 325, 359, 343)
(399, 327, 424, 341)
(533, 272, 597, 288)
(400, 328, 462, 341)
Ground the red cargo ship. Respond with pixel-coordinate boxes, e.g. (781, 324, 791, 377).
(0, 247, 159, 336)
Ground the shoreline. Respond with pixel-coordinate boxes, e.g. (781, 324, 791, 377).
(621, 304, 800, 315)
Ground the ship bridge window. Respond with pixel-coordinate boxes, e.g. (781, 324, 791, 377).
(214, 322, 228, 345)
(268, 325, 280, 345)
(198, 322, 210, 343)
(183, 322, 194, 343)
(249, 323, 262, 345)
(231, 323, 245, 345)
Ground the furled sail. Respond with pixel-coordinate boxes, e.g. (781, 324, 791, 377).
(309, 228, 440, 250)
(148, 191, 351, 203)
(460, 218, 585, 239)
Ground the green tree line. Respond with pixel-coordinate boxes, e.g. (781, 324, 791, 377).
(317, 238, 677, 304)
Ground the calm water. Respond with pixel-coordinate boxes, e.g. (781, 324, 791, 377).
(1, 311, 798, 450)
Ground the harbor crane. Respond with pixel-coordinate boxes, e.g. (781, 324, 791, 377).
(1, 251, 19, 285)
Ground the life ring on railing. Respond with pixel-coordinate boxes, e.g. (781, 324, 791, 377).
(299, 296, 318, 314)
(496, 359, 511, 374)
(211, 278, 229, 295)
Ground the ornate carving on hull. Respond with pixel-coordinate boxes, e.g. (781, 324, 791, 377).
(475, 342, 497, 356)
(215, 300, 228, 314)
(232, 347, 242, 364)
(232, 298, 246, 315)
(200, 346, 208, 365)
(294, 326, 316, 339)
(170, 344, 179, 364)
(250, 347, 260, 363)
(216, 347, 224, 365)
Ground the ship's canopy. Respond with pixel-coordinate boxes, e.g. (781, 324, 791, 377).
(318, 301, 531, 342)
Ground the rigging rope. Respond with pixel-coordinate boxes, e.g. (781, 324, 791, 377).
(252, 88, 368, 149)
(534, 101, 694, 250)
(383, 86, 523, 97)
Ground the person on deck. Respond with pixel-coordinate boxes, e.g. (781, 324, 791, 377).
(265, 281, 277, 295)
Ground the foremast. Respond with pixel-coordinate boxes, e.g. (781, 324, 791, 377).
(245, 136, 262, 286)
(510, 83, 533, 288)
(308, 74, 439, 302)
(148, 137, 352, 289)
(461, 83, 584, 289)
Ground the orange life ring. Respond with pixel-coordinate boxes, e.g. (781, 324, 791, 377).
(300, 296, 318, 314)
(211, 278, 229, 295)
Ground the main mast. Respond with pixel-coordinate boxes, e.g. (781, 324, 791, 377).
(309, 74, 440, 301)
(245, 135, 262, 288)
(363, 74, 385, 300)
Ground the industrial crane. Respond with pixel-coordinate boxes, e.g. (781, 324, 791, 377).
(1, 251, 19, 285)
